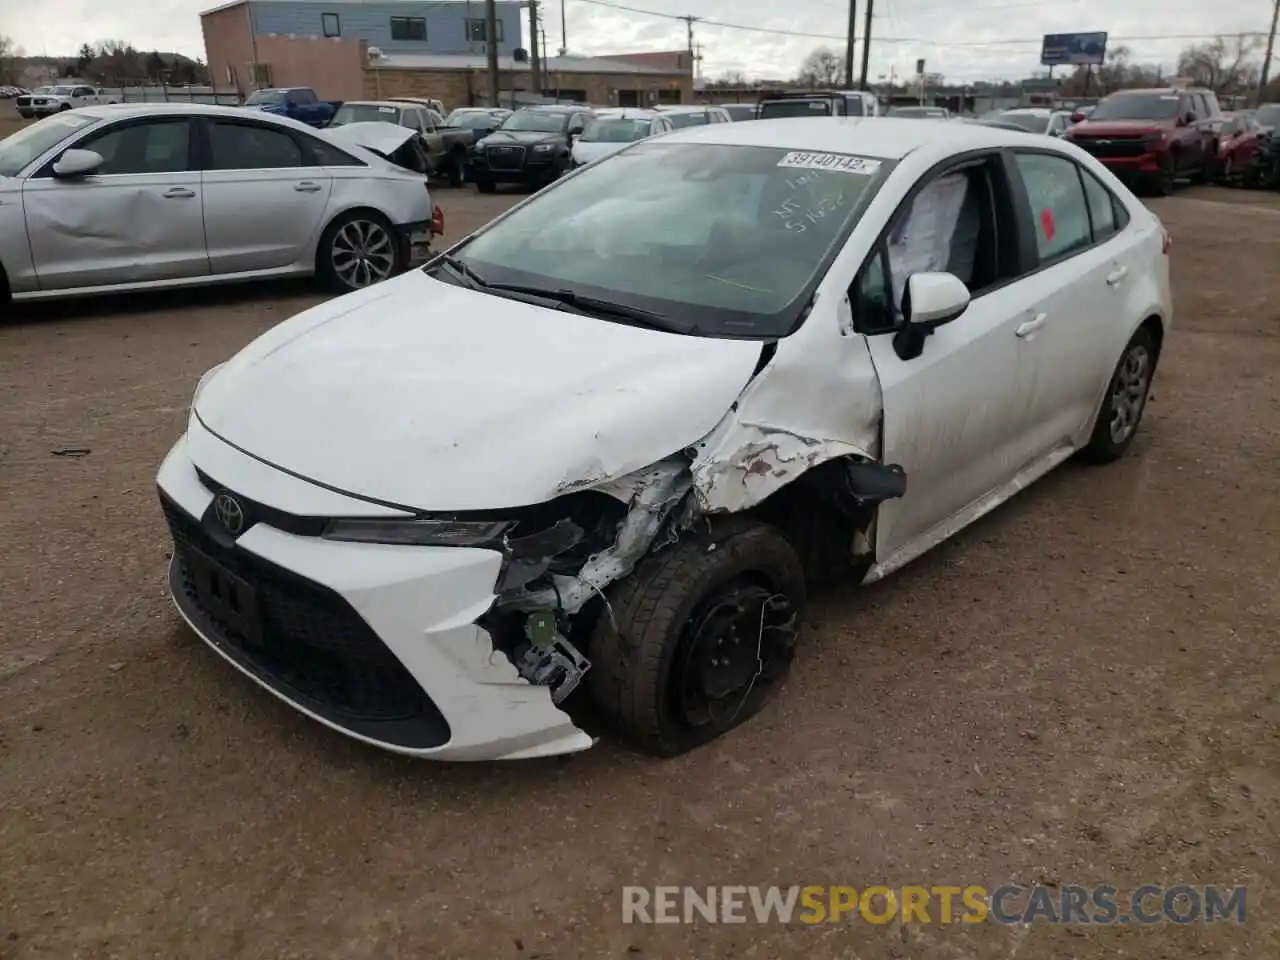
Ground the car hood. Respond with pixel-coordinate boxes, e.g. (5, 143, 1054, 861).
(1071, 119, 1169, 136)
(320, 120, 415, 156)
(481, 130, 564, 147)
(193, 271, 765, 511)
(572, 139, 633, 164)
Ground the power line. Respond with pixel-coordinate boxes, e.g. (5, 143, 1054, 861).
(568, 0, 1270, 50)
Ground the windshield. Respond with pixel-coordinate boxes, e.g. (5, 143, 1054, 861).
(501, 111, 569, 133)
(998, 112, 1049, 132)
(1090, 93, 1179, 121)
(759, 100, 832, 119)
(244, 89, 286, 106)
(582, 117, 650, 142)
(723, 104, 757, 120)
(665, 111, 710, 128)
(1254, 104, 1280, 127)
(438, 142, 890, 338)
(889, 107, 945, 118)
(447, 109, 493, 125)
(51, 86, 76, 96)
(0, 111, 97, 177)
(332, 103, 404, 126)
(32, 86, 53, 94)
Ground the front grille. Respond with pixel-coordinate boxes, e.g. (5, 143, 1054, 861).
(161, 493, 451, 748)
(486, 144, 526, 171)
(1072, 137, 1148, 159)
(15, 96, 30, 107)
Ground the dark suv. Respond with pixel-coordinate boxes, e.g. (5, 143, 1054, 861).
(1064, 87, 1222, 195)
(466, 105, 594, 192)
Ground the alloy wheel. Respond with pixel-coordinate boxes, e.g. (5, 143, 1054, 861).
(1109, 344, 1150, 444)
(330, 219, 395, 289)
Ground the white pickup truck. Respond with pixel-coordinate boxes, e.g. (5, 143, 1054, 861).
(15, 85, 118, 119)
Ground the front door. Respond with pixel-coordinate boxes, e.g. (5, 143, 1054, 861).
(200, 118, 333, 274)
(23, 116, 209, 289)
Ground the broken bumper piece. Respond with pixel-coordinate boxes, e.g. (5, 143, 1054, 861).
(155, 433, 594, 762)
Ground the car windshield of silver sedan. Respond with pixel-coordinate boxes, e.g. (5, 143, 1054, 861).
(500, 111, 569, 133)
(433, 141, 890, 338)
(0, 111, 96, 177)
(581, 118, 650, 142)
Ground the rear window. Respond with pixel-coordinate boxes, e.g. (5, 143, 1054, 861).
(582, 118, 651, 142)
(759, 99, 833, 119)
(665, 111, 710, 129)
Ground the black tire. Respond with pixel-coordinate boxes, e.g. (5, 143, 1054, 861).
(588, 519, 807, 757)
(1190, 146, 1213, 184)
(475, 175, 496, 194)
(1079, 326, 1158, 465)
(58, 103, 71, 112)
(447, 151, 465, 186)
(1222, 153, 1235, 185)
(1154, 152, 1176, 196)
(315, 209, 402, 293)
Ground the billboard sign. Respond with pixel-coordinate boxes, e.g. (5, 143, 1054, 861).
(1040, 32, 1108, 67)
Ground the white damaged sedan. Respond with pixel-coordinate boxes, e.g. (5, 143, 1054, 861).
(158, 118, 1172, 760)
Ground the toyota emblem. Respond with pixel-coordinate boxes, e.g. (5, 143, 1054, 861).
(213, 492, 246, 535)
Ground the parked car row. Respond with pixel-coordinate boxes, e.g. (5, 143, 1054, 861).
(15, 85, 120, 118)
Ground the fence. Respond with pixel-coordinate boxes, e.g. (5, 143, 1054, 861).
(101, 86, 244, 106)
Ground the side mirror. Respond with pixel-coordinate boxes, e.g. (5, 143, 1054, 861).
(893, 272, 970, 361)
(51, 149, 104, 178)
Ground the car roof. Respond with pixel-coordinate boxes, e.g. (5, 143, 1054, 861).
(651, 116, 1044, 160)
(519, 104, 584, 112)
(59, 101, 335, 134)
(593, 108, 659, 118)
(1002, 108, 1052, 117)
(340, 100, 412, 108)
(656, 104, 720, 114)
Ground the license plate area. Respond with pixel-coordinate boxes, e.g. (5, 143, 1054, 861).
(184, 546, 264, 645)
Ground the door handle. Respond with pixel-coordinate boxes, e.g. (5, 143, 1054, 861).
(162, 187, 195, 199)
(1015, 313, 1047, 338)
(1106, 265, 1129, 286)
(294, 181, 323, 192)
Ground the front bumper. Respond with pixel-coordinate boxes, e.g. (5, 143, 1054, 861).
(155, 426, 593, 761)
(466, 150, 563, 184)
(28, 102, 64, 115)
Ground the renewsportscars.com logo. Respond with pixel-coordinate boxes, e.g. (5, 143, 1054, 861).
(622, 885, 1248, 925)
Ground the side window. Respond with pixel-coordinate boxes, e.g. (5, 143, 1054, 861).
(853, 245, 897, 334)
(1012, 153, 1092, 264)
(1079, 167, 1119, 242)
(294, 89, 317, 105)
(1204, 92, 1220, 116)
(209, 121, 303, 169)
(304, 136, 366, 167)
(75, 87, 94, 97)
(322, 12, 340, 37)
(76, 119, 192, 175)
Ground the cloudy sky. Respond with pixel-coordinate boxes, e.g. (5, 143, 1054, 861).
(1, 0, 1273, 82)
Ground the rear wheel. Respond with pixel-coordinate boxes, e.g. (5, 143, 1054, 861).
(1154, 152, 1176, 195)
(446, 151, 465, 186)
(316, 210, 401, 293)
(1079, 326, 1157, 464)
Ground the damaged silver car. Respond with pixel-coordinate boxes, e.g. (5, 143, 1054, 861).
(156, 119, 1172, 759)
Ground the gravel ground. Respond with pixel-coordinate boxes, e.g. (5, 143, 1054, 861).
(2, 97, 1279, 958)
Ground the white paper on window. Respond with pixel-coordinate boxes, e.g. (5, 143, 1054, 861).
(887, 172, 970, 309)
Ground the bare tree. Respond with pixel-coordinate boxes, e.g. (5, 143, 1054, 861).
(0, 34, 22, 86)
(795, 47, 842, 88)
(1177, 34, 1261, 94)
(92, 40, 144, 85)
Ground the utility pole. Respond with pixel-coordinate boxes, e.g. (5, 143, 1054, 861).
(679, 15, 700, 61)
(528, 0, 542, 97)
(855, 0, 875, 89)
(844, 0, 857, 89)
(540, 20, 550, 90)
(1260, 0, 1280, 104)
(559, 0, 567, 54)
(485, 0, 500, 106)
(694, 41, 703, 82)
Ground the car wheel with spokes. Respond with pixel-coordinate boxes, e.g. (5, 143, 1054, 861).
(1079, 325, 1158, 464)
(317, 211, 401, 293)
(589, 519, 806, 757)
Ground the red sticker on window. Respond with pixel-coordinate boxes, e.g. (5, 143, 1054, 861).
(1040, 208, 1056, 240)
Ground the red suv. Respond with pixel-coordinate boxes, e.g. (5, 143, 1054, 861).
(1063, 87, 1221, 195)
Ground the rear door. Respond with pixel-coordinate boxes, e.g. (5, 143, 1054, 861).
(200, 117, 333, 273)
(23, 116, 209, 288)
(1004, 149, 1134, 461)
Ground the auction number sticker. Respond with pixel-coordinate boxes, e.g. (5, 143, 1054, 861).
(379, 106, 397, 113)
(777, 151, 882, 174)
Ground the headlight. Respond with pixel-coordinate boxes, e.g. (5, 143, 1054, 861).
(192, 362, 226, 406)
(321, 518, 510, 547)
(533, 143, 555, 153)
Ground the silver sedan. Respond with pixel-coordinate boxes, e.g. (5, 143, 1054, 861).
(0, 103, 438, 303)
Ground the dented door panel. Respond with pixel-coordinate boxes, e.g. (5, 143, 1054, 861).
(23, 173, 210, 289)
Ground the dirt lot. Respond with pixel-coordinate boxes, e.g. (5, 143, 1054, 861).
(2, 97, 1279, 958)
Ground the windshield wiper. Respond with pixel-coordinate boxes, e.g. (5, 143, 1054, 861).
(429, 253, 487, 288)
(481, 283, 693, 334)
